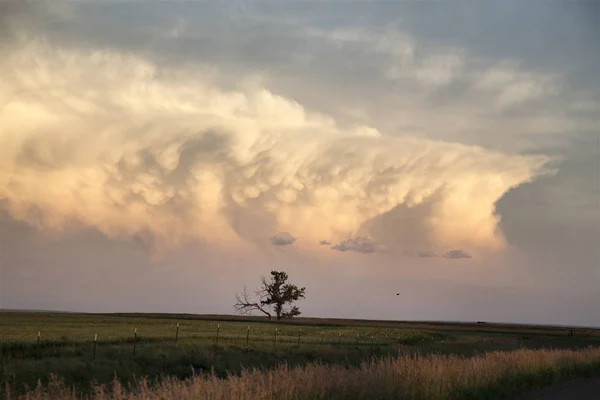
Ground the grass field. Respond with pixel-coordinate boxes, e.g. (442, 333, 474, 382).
(1, 312, 600, 399)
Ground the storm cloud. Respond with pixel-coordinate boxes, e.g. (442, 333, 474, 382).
(444, 250, 472, 259)
(270, 232, 296, 246)
(0, 0, 597, 327)
(331, 237, 388, 254)
(404, 250, 473, 259)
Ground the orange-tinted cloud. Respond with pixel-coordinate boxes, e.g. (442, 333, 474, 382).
(0, 39, 552, 256)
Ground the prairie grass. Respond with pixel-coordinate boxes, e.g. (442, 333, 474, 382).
(3, 313, 600, 399)
(9, 346, 600, 400)
(1, 313, 446, 395)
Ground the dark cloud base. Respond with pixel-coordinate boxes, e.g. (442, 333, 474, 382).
(404, 250, 472, 259)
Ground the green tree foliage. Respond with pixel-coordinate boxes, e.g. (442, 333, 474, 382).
(234, 271, 306, 320)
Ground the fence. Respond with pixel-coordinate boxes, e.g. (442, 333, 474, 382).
(3, 322, 417, 361)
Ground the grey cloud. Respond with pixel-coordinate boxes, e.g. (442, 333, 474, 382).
(331, 237, 388, 253)
(404, 250, 439, 258)
(403, 249, 472, 259)
(0, 0, 73, 47)
(0, 0, 598, 328)
(360, 190, 443, 254)
(443, 250, 472, 259)
(4, 0, 594, 157)
(319, 240, 331, 246)
(270, 232, 296, 246)
(495, 131, 599, 288)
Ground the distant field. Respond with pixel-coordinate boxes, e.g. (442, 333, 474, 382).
(1, 312, 600, 399)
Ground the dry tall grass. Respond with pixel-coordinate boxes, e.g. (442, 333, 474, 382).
(14, 347, 600, 400)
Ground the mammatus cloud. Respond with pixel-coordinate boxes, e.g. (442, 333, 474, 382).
(270, 232, 296, 246)
(0, 38, 551, 255)
(331, 237, 388, 254)
(404, 250, 472, 259)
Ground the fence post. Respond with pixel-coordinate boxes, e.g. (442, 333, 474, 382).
(320, 331, 324, 345)
(37, 331, 41, 345)
(356, 333, 360, 346)
(274, 328, 278, 347)
(175, 323, 179, 344)
(93, 333, 98, 360)
(133, 328, 137, 356)
(338, 332, 342, 346)
(297, 328, 302, 347)
(370, 335, 374, 351)
(216, 324, 220, 346)
(246, 326, 250, 351)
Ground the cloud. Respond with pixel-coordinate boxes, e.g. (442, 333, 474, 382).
(319, 240, 331, 246)
(331, 237, 388, 254)
(307, 27, 415, 63)
(387, 50, 465, 89)
(443, 250, 472, 259)
(304, 24, 569, 134)
(3, 2, 584, 155)
(309, 27, 465, 89)
(473, 63, 557, 109)
(404, 249, 472, 259)
(404, 250, 439, 258)
(0, 38, 551, 255)
(270, 232, 296, 246)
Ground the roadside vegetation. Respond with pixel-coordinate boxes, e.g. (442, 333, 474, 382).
(1, 312, 599, 399)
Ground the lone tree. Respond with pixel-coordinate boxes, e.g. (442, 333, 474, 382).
(234, 271, 306, 320)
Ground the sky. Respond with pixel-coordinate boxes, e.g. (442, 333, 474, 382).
(0, 0, 598, 327)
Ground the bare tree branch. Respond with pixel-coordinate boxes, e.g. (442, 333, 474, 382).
(233, 286, 272, 320)
(234, 271, 305, 320)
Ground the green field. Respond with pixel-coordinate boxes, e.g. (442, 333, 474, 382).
(1, 312, 600, 398)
